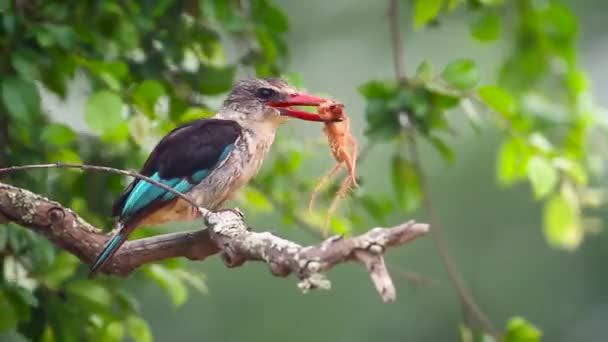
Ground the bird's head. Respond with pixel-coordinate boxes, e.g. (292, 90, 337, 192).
(219, 78, 335, 125)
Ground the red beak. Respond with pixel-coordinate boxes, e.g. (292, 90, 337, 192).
(269, 93, 336, 122)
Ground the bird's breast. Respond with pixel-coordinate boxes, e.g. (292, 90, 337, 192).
(189, 127, 275, 209)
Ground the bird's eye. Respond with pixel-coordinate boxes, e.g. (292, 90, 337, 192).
(256, 87, 276, 100)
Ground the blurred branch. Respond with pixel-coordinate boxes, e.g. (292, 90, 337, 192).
(387, 0, 407, 85)
(386, 0, 498, 337)
(0, 181, 428, 301)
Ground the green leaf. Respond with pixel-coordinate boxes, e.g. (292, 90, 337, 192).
(478, 85, 516, 118)
(358, 80, 397, 99)
(543, 189, 583, 251)
(415, 61, 433, 83)
(127, 316, 152, 342)
(99, 321, 125, 342)
(441, 59, 480, 90)
(85, 91, 124, 135)
(497, 138, 530, 186)
(145, 264, 187, 307)
(4, 284, 38, 322)
(414, 0, 442, 29)
(48, 149, 82, 164)
(0, 289, 18, 332)
(66, 279, 112, 311)
(36, 252, 80, 289)
(178, 107, 215, 123)
(11, 49, 40, 80)
(254, 1, 288, 33)
(132, 80, 165, 118)
(503, 317, 542, 342)
(174, 269, 208, 295)
(35, 24, 76, 49)
(391, 155, 421, 213)
(242, 187, 273, 212)
(46, 296, 83, 342)
(553, 157, 587, 185)
(364, 96, 401, 141)
(128, 114, 154, 148)
(0, 0, 11, 11)
(41, 123, 77, 146)
(447, 0, 463, 10)
(1, 77, 40, 123)
(527, 156, 558, 199)
(197, 64, 236, 95)
(428, 135, 454, 163)
(470, 12, 501, 42)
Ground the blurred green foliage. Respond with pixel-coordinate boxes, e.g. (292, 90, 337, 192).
(0, 0, 605, 341)
(0, 0, 289, 340)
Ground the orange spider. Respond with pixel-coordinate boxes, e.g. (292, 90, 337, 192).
(308, 100, 358, 236)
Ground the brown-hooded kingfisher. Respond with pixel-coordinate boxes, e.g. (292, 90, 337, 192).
(89, 78, 333, 276)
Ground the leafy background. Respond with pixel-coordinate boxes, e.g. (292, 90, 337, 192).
(1, 0, 608, 341)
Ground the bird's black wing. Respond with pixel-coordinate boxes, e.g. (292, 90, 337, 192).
(112, 118, 241, 218)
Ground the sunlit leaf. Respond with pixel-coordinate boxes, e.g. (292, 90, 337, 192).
(414, 0, 442, 29)
(329, 216, 352, 235)
(99, 321, 125, 342)
(128, 114, 154, 148)
(85, 91, 124, 135)
(497, 138, 530, 186)
(127, 316, 152, 342)
(48, 149, 82, 164)
(442, 59, 480, 90)
(543, 189, 583, 250)
(478, 85, 516, 118)
(479, 0, 504, 5)
(527, 156, 558, 199)
(553, 157, 587, 185)
(447, 0, 463, 11)
(503, 316, 542, 342)
(242, 187, 273, 212)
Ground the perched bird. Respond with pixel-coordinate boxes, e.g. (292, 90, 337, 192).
(89, 78, 332, 276)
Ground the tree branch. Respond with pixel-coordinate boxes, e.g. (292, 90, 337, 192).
(0, 181, 429, 302)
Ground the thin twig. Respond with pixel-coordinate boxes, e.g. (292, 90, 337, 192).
(0, 162, 209, 217)
(406, 136, 498, 335)
(386, 0, 498, 337)
(387, 0, 407, 85)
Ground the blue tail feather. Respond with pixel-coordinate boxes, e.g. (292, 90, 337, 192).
(89, 226, 127, 277)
